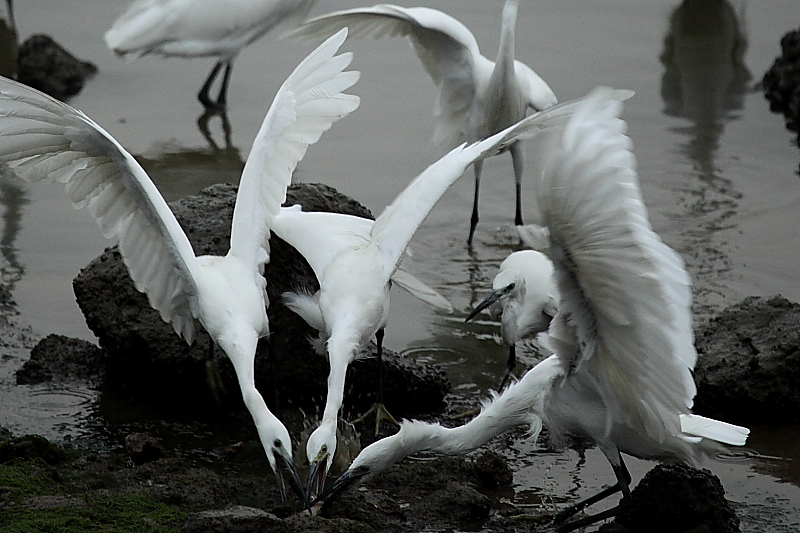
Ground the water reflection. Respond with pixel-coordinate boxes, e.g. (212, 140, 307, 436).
(197, 109, 233, 152)
(0, 1, 17, 78)
(0, 166, 28, 310)
(659, 0, 751, 316)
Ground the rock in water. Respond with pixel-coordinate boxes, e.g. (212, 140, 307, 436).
(693, 295, 800, 424)
(16, 34, 97, 100)
(599, 463, 741, 533)
(72, 182, 449, 417)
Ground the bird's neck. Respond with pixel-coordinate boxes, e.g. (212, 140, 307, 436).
(495, 0, 519, 71)
(321, 333, 361, 424)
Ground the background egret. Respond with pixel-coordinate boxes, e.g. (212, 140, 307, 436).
(315, 87, 750, 532)
(0, 28, 359, 504)
(104, 0, 318, 110)
(288, 0, 557, 245)
(465, 249, 558, 390)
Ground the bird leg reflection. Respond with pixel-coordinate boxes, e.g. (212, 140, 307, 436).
(352, 328, 399, 435)
(553, 453, 632, 532)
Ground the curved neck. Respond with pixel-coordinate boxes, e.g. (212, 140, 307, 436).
(322, 333, 360, 423)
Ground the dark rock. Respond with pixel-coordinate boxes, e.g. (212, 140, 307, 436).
(762, 27, 800, 145)
(0, 434, 71, 465)
(16, 34, 97, 101)
(598, 463, 741, 533)
(473, 450, 513, 487)
(693, 295, 800, 424)
(72, 182, 449, 417)
(124, 432, 168, 465)
(15, 334, 105, 385)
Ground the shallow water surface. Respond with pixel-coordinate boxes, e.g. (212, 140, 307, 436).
(1, 0, 800, 531)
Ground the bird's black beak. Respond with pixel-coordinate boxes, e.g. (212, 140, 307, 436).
(465, 285, 511, 322)
(305, 448, 330, 503)
(312, 465, 369, 506)
(274, 445, 309, 509)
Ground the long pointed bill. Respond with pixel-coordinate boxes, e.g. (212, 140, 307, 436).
(274, 445, 309, 509)
(465, 287, 509, 323)
(312, 466, 369, 506)
(305, 449, 330, 503)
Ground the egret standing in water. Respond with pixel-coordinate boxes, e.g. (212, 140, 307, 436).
(465, 249, 558, 391)
(314, 87, 750, 531)
(104, 0, 318, 110)
(0, 28, 360, 505)
(267, 93, 589, 502)
(288, 0, 558, 245)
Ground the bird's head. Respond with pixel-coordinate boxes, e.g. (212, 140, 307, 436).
(260, 418, 308, 509)
(305, 422, 337, 502)
(465, 271, 519, 323)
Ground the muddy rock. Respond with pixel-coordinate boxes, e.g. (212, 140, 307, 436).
(693, 295, 800, 423)
(125, 432, 169, 465)
(763, 27, 800, 140)
(72, 182, 449, 417)
(16, 34, 97, 100)
(15, 334, 105, 386)
(599, 463, 740, 533)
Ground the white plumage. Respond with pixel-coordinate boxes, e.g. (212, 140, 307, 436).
(466, 249, 559, 390)
(315, 88, 749, 531)
(288, 0, 558, 245)
(104, 0, 318, 109)
(0, 28, 359, 504)
(267, 90, 593, 501)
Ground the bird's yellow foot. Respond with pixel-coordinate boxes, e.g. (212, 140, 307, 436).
(353, 402, 400, 435)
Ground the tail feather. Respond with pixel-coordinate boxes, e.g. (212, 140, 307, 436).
(680, 414, 749, 446)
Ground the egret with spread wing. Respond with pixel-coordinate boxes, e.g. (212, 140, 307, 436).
(105, 0, 318, 110)
(0, 28, 359, 504)
(268, 92, 591, 503)
(465, 249, 558, 391)
(315, 87, 749, 532)
(288, 0, 557, 245)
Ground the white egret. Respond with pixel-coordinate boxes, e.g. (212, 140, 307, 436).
(315, 87, 750, 532)
(104, 0, 318, 110)
(268, 92, 590, 502)
(465, 249, 558, 390)
(0, 28, 360, 505)
(288, 0, 558, 246)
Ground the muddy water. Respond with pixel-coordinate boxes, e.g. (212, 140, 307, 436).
(1, 0, 800, 531)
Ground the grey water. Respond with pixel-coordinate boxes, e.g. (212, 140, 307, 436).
(1, 0, 799, 531)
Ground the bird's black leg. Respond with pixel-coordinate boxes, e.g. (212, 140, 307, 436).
(497, 344, 516, 391)
(510, 141, 525, 227)
(353, 328, 399, 434)
(198, 60, 225, 110)
(467, 159, 483, 248)
(215, 60, 233, 109)
(553, 453, 632, 531)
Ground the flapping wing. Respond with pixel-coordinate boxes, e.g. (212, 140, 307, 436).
(287, 4, 481, 148)
(270, 205, 372, 283)
(372, 91, 610, 282)
(230, 28, 360, 272)
(391, 267, 453, 313)
(0, 76, 201, 343)
(531, 87, 697, 441)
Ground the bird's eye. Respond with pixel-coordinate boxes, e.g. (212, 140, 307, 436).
(506, 283, 515, 292)
(273, 439, 282, 448)
(321, 445, 328, 453)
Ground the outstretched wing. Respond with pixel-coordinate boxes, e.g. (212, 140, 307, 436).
(287, 4, 481, 148)
(0, 77, 200, 343)
(230, 28, 360, 272)
(372, 91, 613, 283)
(531, 87, 697, 442)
